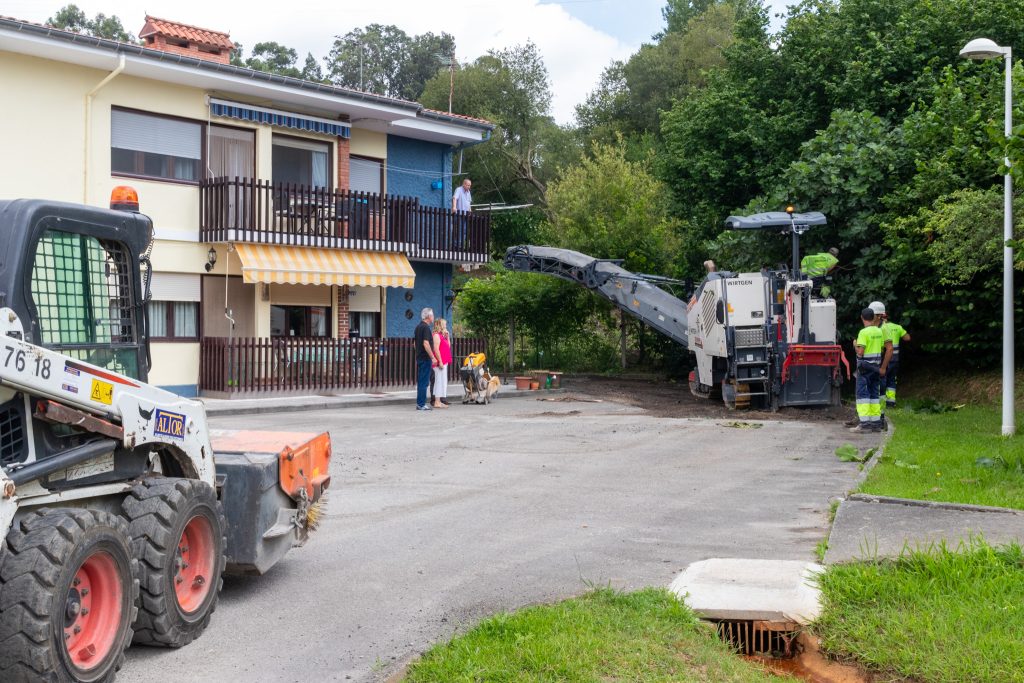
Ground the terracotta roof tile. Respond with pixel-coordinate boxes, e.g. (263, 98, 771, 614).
(140, 15, 233, 50)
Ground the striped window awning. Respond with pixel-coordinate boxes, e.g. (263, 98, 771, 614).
(209, 98, 350, 139)
(233, 244, 415, 288)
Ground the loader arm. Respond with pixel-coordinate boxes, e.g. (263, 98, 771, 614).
(0, 307, 215, 485)
(504, 245, 690, 349)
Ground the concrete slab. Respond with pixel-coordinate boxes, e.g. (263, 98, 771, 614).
(669, 558, 823, 624)
(825, 493, 1024, 564)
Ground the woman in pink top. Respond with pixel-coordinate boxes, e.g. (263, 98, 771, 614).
(432, 318, 452, 408)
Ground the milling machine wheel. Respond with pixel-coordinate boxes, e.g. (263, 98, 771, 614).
(0, 508, 138, 683)
(722, 379, 751, 410)
(122, 477, 226, 648)
(689, 371, 714, 400)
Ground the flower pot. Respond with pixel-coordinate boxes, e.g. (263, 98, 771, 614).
(514, 376, 532, 390)
(529, 380, 540, 390)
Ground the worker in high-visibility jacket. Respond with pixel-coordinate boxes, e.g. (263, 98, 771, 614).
(800, 247, 840, 277)
(869, 301, 910, 408)
(852, 307, 893, 433)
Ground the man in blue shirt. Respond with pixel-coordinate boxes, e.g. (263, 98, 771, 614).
(452, 178, 472, 212)
(452, 178, 472, 248)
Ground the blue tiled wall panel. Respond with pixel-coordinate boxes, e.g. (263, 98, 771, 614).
(386, 261, 454, 337)
(386, 135, 452, 209)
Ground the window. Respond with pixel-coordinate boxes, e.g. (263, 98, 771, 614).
(148, 301, 199, 341)
(349, 156, 383, 194)
(349, 312, 380, 338)
(272, 136, 330, 188)
(30, 229, 139, 378)
(271, 305, 330, 338)
(111, 109, 202, 183)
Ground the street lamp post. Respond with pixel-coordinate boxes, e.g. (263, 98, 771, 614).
(960, 38, 1016, 436)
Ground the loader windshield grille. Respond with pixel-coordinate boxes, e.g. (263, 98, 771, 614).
(30, 229, 139, 378)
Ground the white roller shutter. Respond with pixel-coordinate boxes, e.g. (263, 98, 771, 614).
(349, 157, 382, 193)
(150, 273, 201, 302)
(111, 110, 201, 159)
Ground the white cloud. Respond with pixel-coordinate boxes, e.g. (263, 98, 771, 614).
(5, 0, 635, 123)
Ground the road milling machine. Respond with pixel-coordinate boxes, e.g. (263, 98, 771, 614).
(505, 210, 849, 410)
(0, 190, 331, 682)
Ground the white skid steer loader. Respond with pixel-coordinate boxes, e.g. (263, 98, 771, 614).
(0, 190, 331, 682)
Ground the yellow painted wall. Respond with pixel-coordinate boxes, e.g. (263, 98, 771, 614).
(350, 128, 387, 159)
(148, 343, 200, 387)
(0, 52, 98, 203)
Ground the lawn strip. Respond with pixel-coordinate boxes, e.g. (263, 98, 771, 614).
(814, 541, 1024, 683)
(403, 588, 796, 682)
(859, 405, 1024, 509)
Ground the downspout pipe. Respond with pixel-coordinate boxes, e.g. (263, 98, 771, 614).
(84, 55, 126, 203)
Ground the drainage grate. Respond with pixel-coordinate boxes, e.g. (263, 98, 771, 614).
(712, 619, 800, 657)
(0, 401, 27, 466)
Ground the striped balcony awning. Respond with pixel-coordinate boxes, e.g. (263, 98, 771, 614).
(233, 244, 414, 288)
(209, 98, 350, 138)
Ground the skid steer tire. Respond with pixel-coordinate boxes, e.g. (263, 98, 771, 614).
(122, 478, 226, 648)
(0, 508, 138, 683)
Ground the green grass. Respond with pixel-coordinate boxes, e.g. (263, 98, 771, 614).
(860, 405, 1024, 509)
(814, 541, 1024, 682)
(403, 588, 795, 682)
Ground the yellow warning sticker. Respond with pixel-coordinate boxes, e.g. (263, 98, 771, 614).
(90, 379, 114, 405)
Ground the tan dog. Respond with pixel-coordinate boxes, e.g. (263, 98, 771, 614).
(484, 375, 501, 402)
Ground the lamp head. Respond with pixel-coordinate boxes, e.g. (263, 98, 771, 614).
(960, 38, 1007, 60)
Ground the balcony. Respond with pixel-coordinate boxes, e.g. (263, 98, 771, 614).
(199, 177, 490, 263)
(199, 336, 483, 397)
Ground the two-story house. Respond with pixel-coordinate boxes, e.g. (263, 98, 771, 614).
(0, 15, 493, 398)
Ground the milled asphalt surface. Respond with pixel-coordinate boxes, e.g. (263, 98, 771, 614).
(120, 392, 869, 683)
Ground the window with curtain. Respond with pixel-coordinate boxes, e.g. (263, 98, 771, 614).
(148, 301, 199, 341)
(349, 312, 380, 338)
(208, 125, 255, 179)
(111, 109, 202, 182)
(272, 136, 330, 188)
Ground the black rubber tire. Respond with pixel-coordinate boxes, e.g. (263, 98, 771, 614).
(0, 507, 139, 683)
(121, 478, 226, 648)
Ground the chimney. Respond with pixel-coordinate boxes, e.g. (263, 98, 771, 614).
(139, 16, 233, 65)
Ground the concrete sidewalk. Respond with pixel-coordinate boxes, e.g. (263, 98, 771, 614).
(824, 493, 1024, 563)
(198, 384, 566, 416)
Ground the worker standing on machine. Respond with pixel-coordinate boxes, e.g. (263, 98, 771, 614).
(800, 247, 839, 296)
(870, 301, 910, 408)
(851, 307, 893, 432)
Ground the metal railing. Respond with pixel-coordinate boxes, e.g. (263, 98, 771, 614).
(199, 336, 485, 396)
(199, 177, 490, 262)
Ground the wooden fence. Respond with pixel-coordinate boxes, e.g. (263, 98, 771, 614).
(200, 336, 485, 396)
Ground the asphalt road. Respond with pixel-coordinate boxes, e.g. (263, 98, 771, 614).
(121, 392, 867, 683)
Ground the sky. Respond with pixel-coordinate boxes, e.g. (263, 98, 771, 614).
(3, 0, 793, 123)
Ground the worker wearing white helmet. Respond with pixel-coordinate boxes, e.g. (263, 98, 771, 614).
(869, 301, 911, 409)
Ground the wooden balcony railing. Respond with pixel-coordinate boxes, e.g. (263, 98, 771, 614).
(199, 336, 485, 397)
(199, 177, 490, 262)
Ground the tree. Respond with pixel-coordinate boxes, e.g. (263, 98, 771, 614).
(421, 42, 564, 207)
(326, 25, 454, 100)
(301, 53, 325, 83)
(47, 4, 134, 42)
(242, 42, 301, 78)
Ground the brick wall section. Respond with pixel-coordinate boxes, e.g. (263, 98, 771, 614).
(144, 35, 230, 64)
(336, 285, 350, 338)
(336, 136, 351, 191)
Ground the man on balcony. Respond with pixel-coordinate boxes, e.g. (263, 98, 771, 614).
(452, 178, 472, 249)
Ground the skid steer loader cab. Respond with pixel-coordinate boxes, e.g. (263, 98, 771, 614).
(0, 198, 152, 470)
